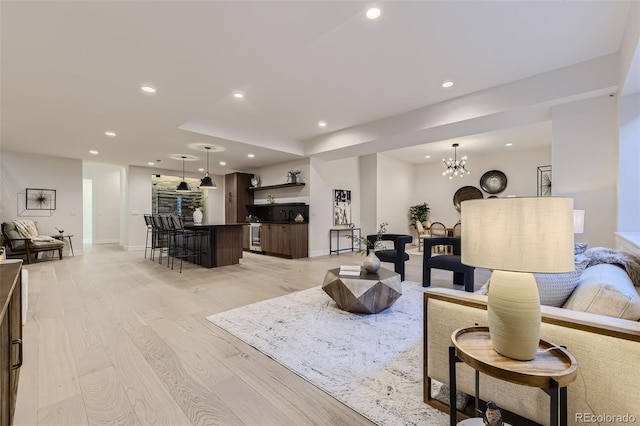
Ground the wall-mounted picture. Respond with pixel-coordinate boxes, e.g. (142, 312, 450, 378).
(537, 165, 552, 196)
(333, 189, 351, 226)
(26, 188, 56, 210)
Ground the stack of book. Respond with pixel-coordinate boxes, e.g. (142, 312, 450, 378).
(339, 265, 361, 276)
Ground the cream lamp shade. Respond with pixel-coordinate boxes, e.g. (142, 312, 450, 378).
(461, 197, 574, 360)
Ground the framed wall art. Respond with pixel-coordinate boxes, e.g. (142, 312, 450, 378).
(333, 189, 351, 226)
(537, 166, 552, 197)
(26, 188, 56, 211)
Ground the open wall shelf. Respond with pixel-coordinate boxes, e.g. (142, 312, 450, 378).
(248, 183, 305, 191)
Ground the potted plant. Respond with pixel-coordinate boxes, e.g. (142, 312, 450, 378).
(344, 222, 388, 273)
(288, 169, 301, 184)
(408, 202, 430, 231)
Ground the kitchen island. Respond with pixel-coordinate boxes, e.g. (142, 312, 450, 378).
(185, 223, 244, 268)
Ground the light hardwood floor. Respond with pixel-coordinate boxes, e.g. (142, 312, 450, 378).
(13, 244, 487, 426)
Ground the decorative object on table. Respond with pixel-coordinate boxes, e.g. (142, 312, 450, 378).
(338, 265, 361, 276)
(199, 146, 217, 189)
(537, 165, 552, 196)
(461, 197, 574, 360)
(483, 401, 503, 426)
(442, 143, 469, 179)
(287, 169, 301, 184)
(25, 188, 56, 211)
(408, 202, 430, 233)
(176, 156, 191, 192)
(363, 252, 381, 274)
(192, 207, 203, 224)
(479, 170, 507, 194)
(0, 247, 5, 262)
(250, 175, 260, 187)
(55, 227, 64, 235)
(453, 186, 483, 212)
(333, 189, 351, 226)
(247, 215, 259, 223)
(349, 222, 355, 229)
(294, 212, 304, 222)
(266, 194, 275, 204)
(344, 222, 388, 273)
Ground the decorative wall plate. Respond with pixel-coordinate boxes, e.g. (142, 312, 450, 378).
(479, 170, 507, 194)
(453, 186, 483, 212)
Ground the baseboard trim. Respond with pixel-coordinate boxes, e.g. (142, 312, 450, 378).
(93, 239, 120, 244)
(120, 245, 145, 251)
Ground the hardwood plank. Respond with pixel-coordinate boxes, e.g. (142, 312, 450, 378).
(78, 367, 140, 426)
(109, 338, 192, 426)
(127, 323, 244, 426)
(37, 316, 81, 409)
(37, 395, 88, 426)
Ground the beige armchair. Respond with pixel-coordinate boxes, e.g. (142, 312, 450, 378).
(415, 220, 430, 252)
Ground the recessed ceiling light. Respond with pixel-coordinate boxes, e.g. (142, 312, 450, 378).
(425, 155, 431, 159)
(318, 121, 327, 128)
(89, 150, 99, 155)
(366, 7, 381, 20)
(247, 153, 255, 158)
(506, 143, 513, 147)
(233, 92, 244, 99)
(104, 131, 116, 137)
(441, 81, 454, 88)
(198, 168, 204, 172)
(219, 161, 227, 166)
(147, 162, 155, 166)
(141, 85, 156, 93)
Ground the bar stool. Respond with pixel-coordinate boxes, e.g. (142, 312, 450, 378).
(149, 215, 166, 263)
(170, 215, 201, 273)
(143, 214, 155, 259)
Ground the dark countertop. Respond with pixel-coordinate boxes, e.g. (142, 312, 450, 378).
(247, 221, 308, 225)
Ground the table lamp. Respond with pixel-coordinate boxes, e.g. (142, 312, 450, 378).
(461, 197, 574, 360)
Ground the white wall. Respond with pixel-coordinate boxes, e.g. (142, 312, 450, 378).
(618, 92, 640, 232)
(309, 157, 360, 257)
(376, 154, 415, 236)
(413, 146, 551, 228)
(0, 151, 83, 255)
(359, 154, 377, 237)
(83, 163, 122, 244)
(552, 94, 619, 247)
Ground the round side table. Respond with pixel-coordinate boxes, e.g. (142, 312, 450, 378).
(448, 326, 577, 426)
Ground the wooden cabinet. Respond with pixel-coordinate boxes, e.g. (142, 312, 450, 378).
(224, 173, 254, 224)
(1, 261, 22, 426)
(261, 224, 308, 259)
(242, 225, 250, 251)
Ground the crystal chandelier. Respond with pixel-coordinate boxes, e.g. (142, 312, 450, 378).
(442, 143, 469, 179)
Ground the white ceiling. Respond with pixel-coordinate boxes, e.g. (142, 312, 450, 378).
(0, 1, 633, 175)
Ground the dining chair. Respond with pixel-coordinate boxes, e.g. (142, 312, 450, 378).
(452, 221, 462, 238)
(415, 220, 430, 252)
(428, 222, 448, 254)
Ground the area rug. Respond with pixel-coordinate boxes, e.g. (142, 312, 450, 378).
(206, 281, 453, 426)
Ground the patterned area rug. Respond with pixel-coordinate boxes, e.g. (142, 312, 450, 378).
(206, 281, 453, 426)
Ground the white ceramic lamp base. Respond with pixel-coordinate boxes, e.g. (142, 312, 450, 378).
(488, 270, 541, 361)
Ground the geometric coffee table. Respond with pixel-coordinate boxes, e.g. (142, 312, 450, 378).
(322, 267, 402, 314)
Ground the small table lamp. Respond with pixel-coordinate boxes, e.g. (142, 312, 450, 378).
(461, 197, 574, 360)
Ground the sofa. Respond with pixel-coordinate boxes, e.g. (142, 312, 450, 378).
(424, 262, 640, 425)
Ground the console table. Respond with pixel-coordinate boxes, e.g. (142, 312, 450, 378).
(329, 227, 361, 255)
(449, 327, 577, 426)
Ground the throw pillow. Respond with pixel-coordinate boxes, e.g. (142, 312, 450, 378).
(574, 242, 588, 255)
(534, 255, 590, 307)
(563, 264, 640, 321)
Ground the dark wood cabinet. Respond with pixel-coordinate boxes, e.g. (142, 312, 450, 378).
(1, 261, 22, 426)
(260, 224, 308, 259)
(224, 173, 254, 224)
(242, 225, 250, 251)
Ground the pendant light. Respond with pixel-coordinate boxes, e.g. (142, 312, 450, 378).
(200, 146, 217, 189)
(176, 156, 191, 192)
